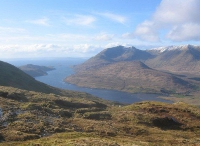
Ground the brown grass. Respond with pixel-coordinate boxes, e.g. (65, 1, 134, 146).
(0, 86, 200, 145)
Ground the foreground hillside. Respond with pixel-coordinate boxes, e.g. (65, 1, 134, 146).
(0, 61, 62, 95)
(0, 86, 200, 145)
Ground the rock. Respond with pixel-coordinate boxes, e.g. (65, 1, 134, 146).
(7, 93, 28, 102)
(152, 116, 182, 129)
(0, 133, 4, 142)
(0, 91, 8, 98)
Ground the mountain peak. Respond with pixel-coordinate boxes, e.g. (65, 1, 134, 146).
(151, 44, 200, 53)
(146, 44, 200, 75)
(75, 45, 154, 71)
(98, 45, 153, 62)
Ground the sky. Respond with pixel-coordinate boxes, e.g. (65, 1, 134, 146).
(0, 0, 200, 59)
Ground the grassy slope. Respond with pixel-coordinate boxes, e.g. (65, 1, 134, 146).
(66, 61, 197, 94)
(0, 86, 200, 145)
(0, 61, 64, 95)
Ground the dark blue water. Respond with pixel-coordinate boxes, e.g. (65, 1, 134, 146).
(6, 58, 172, 104)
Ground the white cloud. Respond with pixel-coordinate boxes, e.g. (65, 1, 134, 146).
(0, 31, 118, 46)
(0, 44, 103, 58)
(94, 33, 114, 41)
(96, 12, 127, 24)
(133, 0, 200, 42)
(153, 0, 200, 24)
(0, 33, 92, 45)
(0, 26, 26, 33)
(104, 42, 131, 49)
(134, 21, 159, 42)
(166, 23, 200, 41)
(122, 32, 133, 39)
(56, 33, 89, 41)
(26, 18, 50, 26)
(73, 44, 102, 54)
(62, 15, 96, 26)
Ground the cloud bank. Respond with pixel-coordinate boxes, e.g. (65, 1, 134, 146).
(0, 44, 103, 58)
(133, 0, 200, 42)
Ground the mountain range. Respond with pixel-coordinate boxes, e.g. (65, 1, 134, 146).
(146, 45, 200, 76)
(65, 45, 200, 94)
(73, 46, 153, 71)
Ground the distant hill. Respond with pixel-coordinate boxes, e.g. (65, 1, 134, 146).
(146, 45, 200, 76)
(74, 45, 153, 71)
(65, 45, 200, 94)
(19, 64, 55, 77)
(99, 45, 153, 61)
(0, 61, 59, 94)
(65, 60, 196, 94)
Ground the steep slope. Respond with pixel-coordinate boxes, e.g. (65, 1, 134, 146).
(75, 45, 153, 71)
(0, 61, 58, 94)
(146, 45, 200, 75)
(19, 64, 55, 77)
(66, 61, 196, 94)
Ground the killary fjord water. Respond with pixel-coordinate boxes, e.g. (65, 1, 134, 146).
(6, 58, 172, 104)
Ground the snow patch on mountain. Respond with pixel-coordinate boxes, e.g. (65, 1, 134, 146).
(150, 44, 199, 53)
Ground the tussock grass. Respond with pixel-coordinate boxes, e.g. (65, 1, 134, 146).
(0, 86, 200, 145)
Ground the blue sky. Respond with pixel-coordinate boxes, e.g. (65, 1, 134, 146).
(0, 0, 200, 58)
